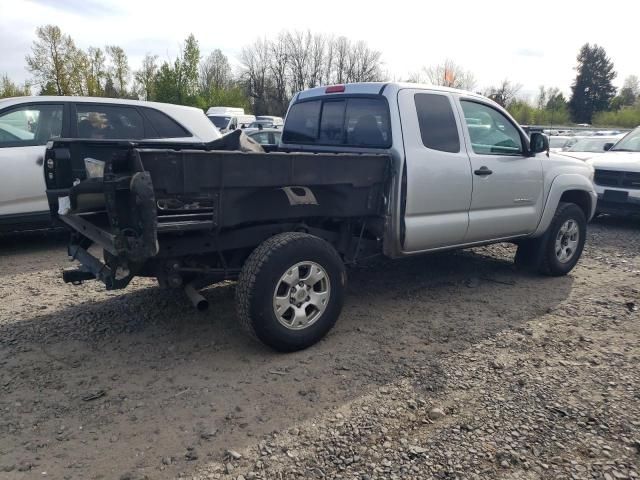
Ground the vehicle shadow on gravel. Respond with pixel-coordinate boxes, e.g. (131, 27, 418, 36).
(0, 229, 67, 252)
(0, 244, 575, 478)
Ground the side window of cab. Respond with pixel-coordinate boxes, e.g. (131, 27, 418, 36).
(460, 101, 523, 155)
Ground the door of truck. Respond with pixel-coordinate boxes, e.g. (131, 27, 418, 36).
(398, 89, 473, 252)
(455, 98, 544, 242)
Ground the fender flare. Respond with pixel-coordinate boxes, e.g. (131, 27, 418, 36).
(531, 174, 597, 237)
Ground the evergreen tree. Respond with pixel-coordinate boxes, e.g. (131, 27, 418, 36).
(568, 44, 616, 123)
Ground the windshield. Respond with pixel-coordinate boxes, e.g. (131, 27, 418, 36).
(208, 116, 231, 129)
(567, 137, 616, 153)
(611, 128, 640, 152)
(549, 137, 569, 148)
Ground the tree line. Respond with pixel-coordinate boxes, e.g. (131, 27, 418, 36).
(1, 26, 639, 127)
(0, 25, 383, 116)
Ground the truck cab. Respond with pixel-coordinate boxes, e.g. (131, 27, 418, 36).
(280, 82, 597, 256)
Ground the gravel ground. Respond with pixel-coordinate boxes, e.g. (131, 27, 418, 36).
(0, 217, 638, 479)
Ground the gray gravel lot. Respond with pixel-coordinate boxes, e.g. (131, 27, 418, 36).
(0, 217, 638, 479)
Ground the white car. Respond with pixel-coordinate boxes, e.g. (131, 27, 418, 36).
(558, 135, 624, 161)
(587, 126, 640, 215)
(0, 96, 221, 232)
(548, 135, 573, 153)
(255, 115, 284, 127)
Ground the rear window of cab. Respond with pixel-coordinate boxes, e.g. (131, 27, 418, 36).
(282, 97, 391, 148)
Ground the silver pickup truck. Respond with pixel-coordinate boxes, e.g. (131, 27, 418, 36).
(45, 82, 597, 352)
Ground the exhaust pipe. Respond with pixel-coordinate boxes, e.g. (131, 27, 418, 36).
(184, 283, 209, 311)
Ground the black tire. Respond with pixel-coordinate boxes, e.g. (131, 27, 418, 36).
(236, 232, 346, 352)
(515, 202, 586, 276)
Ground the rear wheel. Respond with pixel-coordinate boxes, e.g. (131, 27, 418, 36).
(515, 202, 587, 276)
(236, 232, 346, 352)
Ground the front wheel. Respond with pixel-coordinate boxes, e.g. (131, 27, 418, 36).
(236, 232, 346, 352)
(516, 202, 587, 276)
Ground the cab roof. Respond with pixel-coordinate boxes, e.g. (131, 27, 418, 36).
(295, 82, 489, 102)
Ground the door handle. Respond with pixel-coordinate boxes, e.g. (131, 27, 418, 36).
(474, 166, 493, 176)
(36, 156, 44, 166)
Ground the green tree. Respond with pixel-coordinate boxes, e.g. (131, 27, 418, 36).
(134, 53, 158, 100)
(546, 88, 567, 111)
(484, 79, 521, 108)
(39, 80, 58, 95)
(619, 75, 639, 106)
(68, 48, 89, 96)
(85, 47, 107, 96)
(593, 106, 640, 128)
(153, 34, 201, 106)
(103, 75, 118, 98)
(610, 96, 624, 111)
(25, 24, 77, 95)
(0, 75, 30, 98)
(199, 49, 232, 94)
(198, 85, 250, 111)
(106, 45, 130, 97)
(568, 43, 616, 124)
(153, 62, 180, 104)
(535, 86, 547, 111)
(545, 89, 569, 124)
(181, 34, 200, 98)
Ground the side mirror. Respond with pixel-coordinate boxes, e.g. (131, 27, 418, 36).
(603, 142, 614, 151)
(529, 132, 549, 155)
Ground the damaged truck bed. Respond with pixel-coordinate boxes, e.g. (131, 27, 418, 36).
(45, 138, 390, 347)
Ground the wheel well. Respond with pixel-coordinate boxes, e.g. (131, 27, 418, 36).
(560, 190, 591, 219)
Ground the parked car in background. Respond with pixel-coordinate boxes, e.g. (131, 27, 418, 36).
(206, 106, 256, 133)
(549, 135, 573, 152)
(558, 135, 624, 161)
(255, 115, 283, 127)
(245, 127, 282, 151)
(592, 130, 621, 136)
(587, 126, 640, 216)
(0, 96, 221, 232)
(244, 120, 280, 132)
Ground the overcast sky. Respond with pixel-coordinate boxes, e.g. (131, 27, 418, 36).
(0, 0, 636, 99)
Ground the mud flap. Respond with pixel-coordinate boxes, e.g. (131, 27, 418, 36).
(514, 230, 550, 270)
(126, 171, 159, 261)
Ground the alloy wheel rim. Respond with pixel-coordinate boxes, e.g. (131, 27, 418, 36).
(272, 261, 330, 330)
(555, 219, 580, 263)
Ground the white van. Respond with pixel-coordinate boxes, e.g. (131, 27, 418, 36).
(206, 106, 244, 116)
(206, 107, 255, 133)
